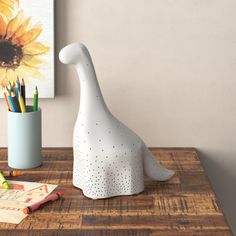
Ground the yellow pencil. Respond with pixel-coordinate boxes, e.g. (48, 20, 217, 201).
(18, 93, 26, 112)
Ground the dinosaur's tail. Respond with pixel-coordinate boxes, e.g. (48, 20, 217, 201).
(143, 148, 175, 181)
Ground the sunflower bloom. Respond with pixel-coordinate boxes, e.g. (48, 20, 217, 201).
(0, 0, 49, 87)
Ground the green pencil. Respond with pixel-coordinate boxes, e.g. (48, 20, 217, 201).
(34, 86, 38, 112)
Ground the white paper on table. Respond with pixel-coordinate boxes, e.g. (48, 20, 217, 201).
(0, 180, 57, 224)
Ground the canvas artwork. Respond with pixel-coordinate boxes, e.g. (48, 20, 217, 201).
(0, 0, 54, 98)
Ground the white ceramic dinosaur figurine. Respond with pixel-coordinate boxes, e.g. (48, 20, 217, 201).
(59, 43, 175, 199)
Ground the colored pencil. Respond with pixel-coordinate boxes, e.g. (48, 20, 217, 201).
(3, 91, 11, 111)
(11, 91, 21, 112)
(2, 171, 23, 177)
(0, 172, 10, 189)
(18, 93, 26, 112)
(15, 76, 21, 98)
(5, 85, 11, 94)
(23, 192, 64, 214)
(20, 78, 26, 105)
(15, 83, 20, 98)
(34, 86, 38, 112)
(7, 92, 16, 112)
(8, 82, 12, 92)
(12, 82, 16, 90)
(16, 76, 20, 90)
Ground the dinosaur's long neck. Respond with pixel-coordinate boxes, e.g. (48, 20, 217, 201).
(75, 51, 110, 118)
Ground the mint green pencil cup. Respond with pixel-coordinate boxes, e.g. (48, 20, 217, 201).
(8, 106, 42, 169)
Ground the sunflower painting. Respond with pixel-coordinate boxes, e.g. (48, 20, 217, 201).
(0, 0, 54, 97)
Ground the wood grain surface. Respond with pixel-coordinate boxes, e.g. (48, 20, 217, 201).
(0, 148, 232, 236)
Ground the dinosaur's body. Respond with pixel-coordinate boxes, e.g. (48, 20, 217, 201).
(59, 43, 174, 199)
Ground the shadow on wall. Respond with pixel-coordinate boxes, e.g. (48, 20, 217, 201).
(198, 149, 236, 234)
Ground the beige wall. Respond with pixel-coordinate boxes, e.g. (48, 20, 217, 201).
(1, 0, 236, 232)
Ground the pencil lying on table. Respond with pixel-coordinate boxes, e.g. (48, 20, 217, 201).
(2, 171, 23, 177)
(0, 172, 10, 189)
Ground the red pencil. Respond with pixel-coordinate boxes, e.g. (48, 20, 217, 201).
(3, 92, 11, 111)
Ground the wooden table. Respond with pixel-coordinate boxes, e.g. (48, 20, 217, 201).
(0, 148, 232, 235)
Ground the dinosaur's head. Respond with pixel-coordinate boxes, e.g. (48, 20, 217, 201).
(59, 42, 89, 65)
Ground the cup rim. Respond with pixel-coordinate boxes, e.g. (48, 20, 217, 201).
(8, 106, 41, 114)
